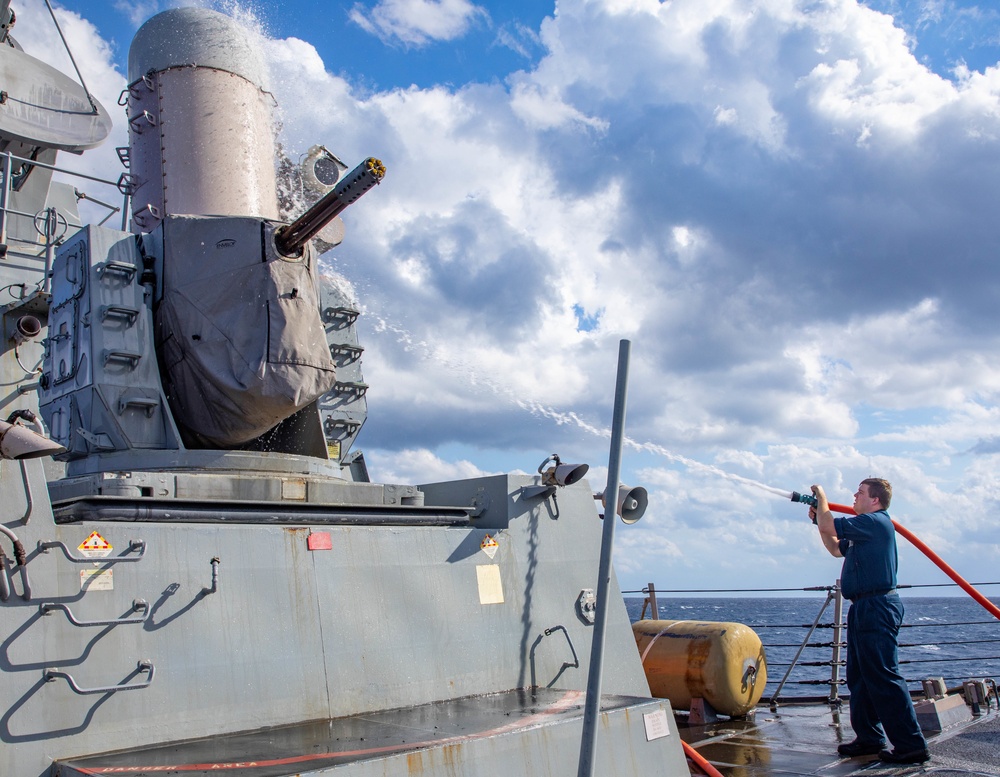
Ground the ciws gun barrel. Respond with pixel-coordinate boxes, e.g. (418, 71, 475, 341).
(275, 156, 386, 256)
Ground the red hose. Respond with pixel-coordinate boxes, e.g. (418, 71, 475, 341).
(683, 740, 725, 777)
(824, 502, 1000, 621)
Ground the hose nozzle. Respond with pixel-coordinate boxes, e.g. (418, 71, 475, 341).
(790, 490, 817, 507)
(791, 490, 856, 516)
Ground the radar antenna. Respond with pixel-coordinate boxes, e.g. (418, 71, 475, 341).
(0, 0, 111, 152)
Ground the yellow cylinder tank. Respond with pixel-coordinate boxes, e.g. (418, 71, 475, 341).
(633, 619, 767, 717)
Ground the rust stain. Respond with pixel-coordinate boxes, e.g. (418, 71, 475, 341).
(441, 743, 461, 767)
(684, 637, 711, 698)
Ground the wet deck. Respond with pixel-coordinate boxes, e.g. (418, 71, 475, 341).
(681, 700, 1000, 776)
(53, 688, 683, 777)
(52, 690, 999, 776)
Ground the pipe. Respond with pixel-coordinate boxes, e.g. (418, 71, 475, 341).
(792, 492, 1000, 622)
(0, 547, 10, 601)
(683, 740, 725, 777)
(202, 556, 220, 595)
(0, 525, 31, 601)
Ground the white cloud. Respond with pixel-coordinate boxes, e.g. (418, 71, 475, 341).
(349, 0, 489, 46)
(39, 0, 1000, 593)
(365, 447, 498, 483)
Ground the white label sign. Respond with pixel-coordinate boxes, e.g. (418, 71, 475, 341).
(643, 709, 671, 741)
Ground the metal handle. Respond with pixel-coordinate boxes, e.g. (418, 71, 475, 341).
(97, 260, 138, 281)
(101, 305, 140, 325)
(118, 395, 159, 417)
(44, 660, 154, 695)
(37, 538, 146, 563)
(103, 350, 141, 368)
(40, 598, 149, 627)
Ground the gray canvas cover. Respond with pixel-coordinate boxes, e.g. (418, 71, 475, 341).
(155, 221, 336, 447)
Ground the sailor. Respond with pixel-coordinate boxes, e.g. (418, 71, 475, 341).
(809, 479, 930, 765)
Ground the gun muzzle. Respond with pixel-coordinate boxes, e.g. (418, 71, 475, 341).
(275, 156, 386, 256)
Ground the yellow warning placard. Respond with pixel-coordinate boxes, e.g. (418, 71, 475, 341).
(78, 531, 113, 559)
(480, 534, 499, 559)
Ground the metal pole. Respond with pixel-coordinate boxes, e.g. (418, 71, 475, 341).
(0, 151, 11, 248)
(768, 590, 833, 711)
(647, 582, 659, 620)
(577, 339, 631, 777)
(42, 208, 56, 293)
(829, 579, 844, 704)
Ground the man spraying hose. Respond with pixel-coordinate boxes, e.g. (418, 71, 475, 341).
(809, 479, 929, 765)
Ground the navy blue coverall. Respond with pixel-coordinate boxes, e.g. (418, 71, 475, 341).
(834, 510, 926, 753)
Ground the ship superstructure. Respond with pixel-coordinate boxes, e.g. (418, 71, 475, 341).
(0, 5, 688, 775)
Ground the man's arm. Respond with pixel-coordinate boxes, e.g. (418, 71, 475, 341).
(811, 484, 843, 558)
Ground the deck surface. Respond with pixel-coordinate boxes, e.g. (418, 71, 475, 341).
(54, 692, 1000, 776)
(682, 700, 1000, 776)
(55, 688, 658, 776)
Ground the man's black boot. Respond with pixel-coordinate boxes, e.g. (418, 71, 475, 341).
(837, 740, 884, 757)
(879, 748, 931, 764)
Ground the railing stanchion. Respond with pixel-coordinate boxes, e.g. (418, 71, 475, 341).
(829, 579, 844, 705)
(648, 582, 659, 620)
(769, 588, 834, 711)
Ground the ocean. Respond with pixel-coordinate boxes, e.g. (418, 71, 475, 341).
(624, 596, 1000, 699)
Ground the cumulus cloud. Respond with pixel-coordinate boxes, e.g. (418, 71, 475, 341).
(38, 0, 1000, 592)
(349, 0, 489, 46)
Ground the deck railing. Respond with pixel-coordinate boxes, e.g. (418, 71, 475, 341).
(0, 150, 130, 285)
(627, 581, 1000, 710)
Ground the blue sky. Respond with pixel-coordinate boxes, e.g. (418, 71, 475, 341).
(15, 0, 1000, 598)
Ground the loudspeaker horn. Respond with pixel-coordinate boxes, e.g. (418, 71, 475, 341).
(600, 485, 648, 524)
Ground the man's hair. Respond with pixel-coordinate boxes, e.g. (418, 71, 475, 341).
(861, 478, 892, 509)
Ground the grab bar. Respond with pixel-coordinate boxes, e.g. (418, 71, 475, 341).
(39, 598, 149, 627)
(37, 538, 146, 563)
(44, 660, 154, 695)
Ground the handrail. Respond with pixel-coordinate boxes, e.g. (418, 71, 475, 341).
(39, 598, 149, 627)
(44, 660, 154, 695)
(37, 538, 146, 563)
(630, 585, 1000, 698)
(0, 148, 129, 251)
(1, 150, 123, 188)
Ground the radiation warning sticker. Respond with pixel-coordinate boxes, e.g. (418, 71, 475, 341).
(480, 534, 499, 559)
(78, 531, 113, 559)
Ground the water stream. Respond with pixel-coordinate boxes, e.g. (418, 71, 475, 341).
(359, 304, 797, 504)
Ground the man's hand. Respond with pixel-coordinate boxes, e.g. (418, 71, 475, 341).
(811, 484, 842, 557)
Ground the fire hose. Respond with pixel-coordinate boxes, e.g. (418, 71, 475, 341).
(790, 491, 1000, 622)
(683, 741, 725, 777)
